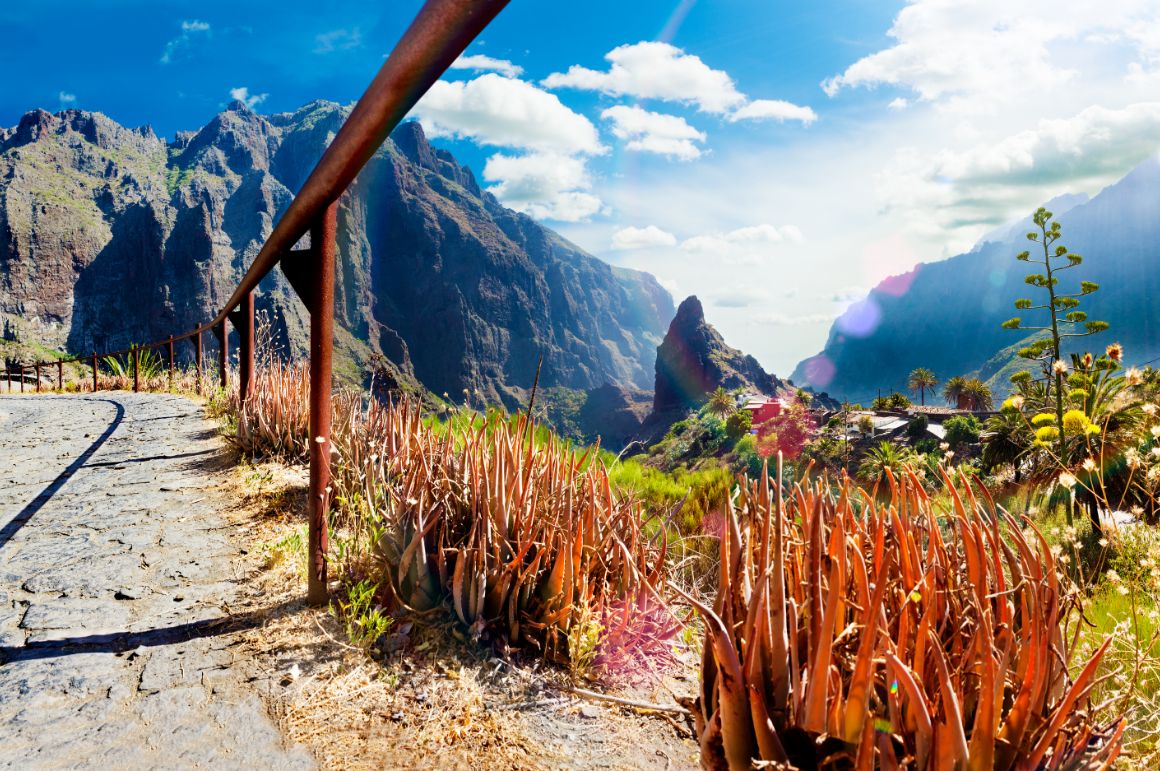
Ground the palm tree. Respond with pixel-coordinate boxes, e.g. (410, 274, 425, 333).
(857, 441, 920, 485)
(907, 368, 938, 406)
(961, 378, 994, 411)
(981, 409, 1032, 481)
(943, 376, 968, 409)
(706, 386, 735, 417)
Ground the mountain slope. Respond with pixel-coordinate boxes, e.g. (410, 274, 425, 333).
(792, 157, 1160, 403)
(0, 103, 673, 406)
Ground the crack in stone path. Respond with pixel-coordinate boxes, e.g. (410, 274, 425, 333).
(0, 393, 313, 770)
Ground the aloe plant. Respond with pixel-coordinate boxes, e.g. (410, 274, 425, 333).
(686, 457, 1124, 769)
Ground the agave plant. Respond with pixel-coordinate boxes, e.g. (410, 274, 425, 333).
(232, 359, 311, 460)
(325, 395, 679, 670)
(685, 457, 1124, 769)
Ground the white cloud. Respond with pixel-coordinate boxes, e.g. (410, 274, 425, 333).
(483, 153, 604, 222)
(229, 87, 267, 108)
(680, 224, 804, 264)
(610, 225, 678, 250)
(711, 287, 772, 308)
(878, 102, 1160, 240)
(728, 99, 817, 125)
(751, 311, 837, 326)
(314, 28, 363, 54)
(888, 97, 909, 111)
(451, 54, 523, 78)
(413, 74, 604, 156)
(822, 0, 1160, 111)
(543, 41, 745, 114)
(58, 91, 76, 105)
(161, 19, 211, 64)
(601, 105, 706, 160)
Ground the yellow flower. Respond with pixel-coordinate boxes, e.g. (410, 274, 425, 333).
(1061, 409, 1090, 434)
(1036, 426, 1059, 443)
(1001, 396, 1025, 412)
(1032, 413, 1056, 427)
(1106, 342, 1124, 362)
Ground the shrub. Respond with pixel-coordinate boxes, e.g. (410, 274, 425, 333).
(685, 466, 1123, 769)
(906, 414, 929, 440)
(725, 409, 752, 439)
(944, 414, 981, 448)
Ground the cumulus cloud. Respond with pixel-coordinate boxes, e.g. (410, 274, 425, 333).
(413, 74, 604, 156)
(314, 28, 363, 54)
(680, 224, 804, 264)
(544, 42, 745, 114)
(822, 0, 1160, 110)
(229, 86, 267, 108)
(610, 225, 678, 250)
(888, 97, 909, 111)
(752, 311, 837, 326)
(879, 102, 1160, 237)
(728, 99, 817, 125)
(483, 153, 604, 222)
(160, 19, 211, 64)
(451, 54, 523, 78)
(601, 105, 706, 160)
(58, 91, 76, 105)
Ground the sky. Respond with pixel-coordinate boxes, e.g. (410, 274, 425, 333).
(3, 0, 1160, 375)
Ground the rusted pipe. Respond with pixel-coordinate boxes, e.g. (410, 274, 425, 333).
(133, 346, 140, 392)
(217, 321, 229, 390)
(35, 363, 41, 393)
(92, 352, 98, 392)
(168, 335, 175, 391)
(307, 202, 338, 606)
(209, 0, 509, 334)
(19, 364, 24, 393)
(195, 330, 203, 394)
(239, 292, 255, 403)
(57, 360, 63, 391)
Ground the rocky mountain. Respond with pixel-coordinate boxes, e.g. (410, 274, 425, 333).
(654, 295, 787, 412)
(0, 103, 673, 407)
(792, 157, 1160, 403)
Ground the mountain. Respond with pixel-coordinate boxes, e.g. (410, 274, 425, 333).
(792, 158, 1160, 403)
(654, 295, 788, 412)
(0, 103, 673, 407)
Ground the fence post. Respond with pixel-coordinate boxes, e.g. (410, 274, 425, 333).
(195, 330, 203, 394)
(217, 320, 229, 390)
(168, 336, 175, 391)
(307, 201, 337, 606)
(4, 365, 8, 393)
(92, 352, 98, 392)
(57, 361, 63, 391)
(133, 346, 140, 392)
(19, 364, 24, 393)
(239, 292, 255, 403)
(35, 363, 41, 393)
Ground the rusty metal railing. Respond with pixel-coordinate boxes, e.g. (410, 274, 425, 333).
(2, 0, 511, 604)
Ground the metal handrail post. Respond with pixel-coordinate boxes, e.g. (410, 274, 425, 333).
(239, 292, 255, 403)
(307, 202, 338, 606)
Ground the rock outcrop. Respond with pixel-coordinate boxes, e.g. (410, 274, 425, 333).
(653, 295, 784, 412)
(0, 103, 674, 406)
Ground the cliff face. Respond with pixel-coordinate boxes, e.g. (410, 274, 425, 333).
(653, 295, 785, 412)
(0, 102, 673, 404)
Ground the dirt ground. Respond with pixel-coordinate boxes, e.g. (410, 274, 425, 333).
(222, 459, 702, 770)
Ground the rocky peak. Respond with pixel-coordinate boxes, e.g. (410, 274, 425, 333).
(653, 295, 783, 412)
(392, 120, 439, 172)
(11, 109, 55, 146)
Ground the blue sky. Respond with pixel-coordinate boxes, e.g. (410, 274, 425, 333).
(4, 1, 1160, 374)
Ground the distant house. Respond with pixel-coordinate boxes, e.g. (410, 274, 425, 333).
(742, 395, 785, 425)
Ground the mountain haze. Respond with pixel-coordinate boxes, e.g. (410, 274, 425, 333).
(793, 157, 1160, 403)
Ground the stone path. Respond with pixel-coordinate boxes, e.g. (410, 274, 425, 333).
(0, 393, 313, 770)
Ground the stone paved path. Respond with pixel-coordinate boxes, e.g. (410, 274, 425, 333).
(0, 393, 313, 770)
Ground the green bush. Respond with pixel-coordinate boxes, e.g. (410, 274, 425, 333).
(726, 410, 752, 439)
(905, 414, 929, 439)
(943, 414, 981, 448)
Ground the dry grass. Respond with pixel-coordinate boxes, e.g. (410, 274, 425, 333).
(220, 457, 699, 770)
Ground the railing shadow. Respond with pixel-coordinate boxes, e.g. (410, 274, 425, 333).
(85, 449, 215, 468)
(0, 599, 301, 664)
(0, 397, 124, 551)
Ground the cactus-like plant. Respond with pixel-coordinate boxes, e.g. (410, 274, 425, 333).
(685, 457, 1124, 769)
